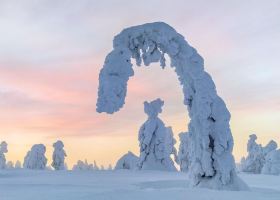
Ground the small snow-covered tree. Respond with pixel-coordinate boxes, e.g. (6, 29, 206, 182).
(15, 160, 22, 169)
(72, 159, 93, 171)
(93, 160, 99, 170)
(100, 165, 105, 170)
(115, 151, 139, 170)
(241, 135, 278, 173)
(52, 140, 67, 170)
(23, 144, 47, 170)
(0, 141, 8, 169)
(138, 99, 177, 171)
(6, 161, 14, 169)
(241, 134, 264, 173)
(177, 132, 191, 172)
(107, 164, 112, 170)
(262, 149, 280, 175)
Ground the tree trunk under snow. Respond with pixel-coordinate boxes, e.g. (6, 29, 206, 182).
(96, 22, 248, 190)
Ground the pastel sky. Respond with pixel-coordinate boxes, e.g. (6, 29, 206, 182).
(0, 0, 280, 168)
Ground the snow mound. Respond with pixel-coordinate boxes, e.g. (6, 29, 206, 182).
(96, 22, 246, 190)
(115, 151, 139, 170)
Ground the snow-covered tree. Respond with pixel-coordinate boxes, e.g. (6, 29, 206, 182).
(52, 140, 67, 170)
(0, 141, 8, 169)
(138, 99, 177, 171)
(96, 22, 246, 189)
(176, 132, 191, 172)
(241, 135, 278, 174)
(6, 161, 14, 169)
(262, 149, 280, 175)
(72, 160, 93, 171)
(93, 160, 99, 170)
(241, 134, 264, 173)
(107, 164, 112, 170)
(15, 160, 22, 169)
(115, 151, 139, 170)
(23, 144, 47, 170)
(100, 165, 105, 170)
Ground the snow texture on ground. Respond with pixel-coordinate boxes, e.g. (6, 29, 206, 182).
(0, 170, 279, 200)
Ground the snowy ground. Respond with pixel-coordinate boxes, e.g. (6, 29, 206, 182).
(0, 170, 279, 200)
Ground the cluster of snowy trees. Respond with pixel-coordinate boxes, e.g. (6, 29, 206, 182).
(72, 160, 112, 171)
(0, 140, 67, 170)
(241, 134, 280, 175)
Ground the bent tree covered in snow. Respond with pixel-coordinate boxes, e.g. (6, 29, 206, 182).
(138, 99, 177, 171)
(96, 22, 247, 190)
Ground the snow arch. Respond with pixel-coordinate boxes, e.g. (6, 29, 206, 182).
(96, 22, 247, 190)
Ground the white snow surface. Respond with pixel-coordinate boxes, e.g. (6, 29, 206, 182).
(96, 22, 244, 189)
(0, 170, 279, 200)
(138, 99, 177, 171)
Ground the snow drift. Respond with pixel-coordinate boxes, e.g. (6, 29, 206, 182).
(96, 22, 247, 190)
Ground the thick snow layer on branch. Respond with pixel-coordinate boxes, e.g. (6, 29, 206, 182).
(138, 99, 177, 171)
(177, 132, 191, 172)
(23, 144, 47, 170)
(96, 22, 247, 190)
(0, 141, 8, 169)
(52, 140, 67, 170)
(115, 151, 139, 170)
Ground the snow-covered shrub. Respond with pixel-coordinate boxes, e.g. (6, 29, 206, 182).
(115, 151, 139, 170)
(72, 160, 93, 171)
(96, 22, 245, 189)
(138, 99, 177, 171)
(100, 165, 105, 170)
(0, 141, 8, 169)
(15, 161, 22, 169)
(52, 140, 67, 170)
(262, 149, 280, 175)
(23, 144, 47, 170)
(177, 132, 191, 172)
